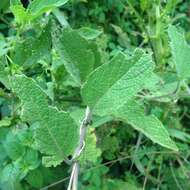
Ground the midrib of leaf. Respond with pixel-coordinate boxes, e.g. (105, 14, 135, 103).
(14, 79, 66, 158)
(81, 50, 142, 108)
(86, 52, 153, 114)
(11, 75, 79, 164)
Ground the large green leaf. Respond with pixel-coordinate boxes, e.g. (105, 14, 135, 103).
(28, 0, 69, 18)
(81, 49, 154, 116)
(112, 100, 178, 151)
(168, 25, 190, 79)
(54, 28, 97, 85)
(11, 75, 79, 166)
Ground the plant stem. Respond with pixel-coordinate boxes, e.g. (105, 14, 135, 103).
(67, 106, 92, 190)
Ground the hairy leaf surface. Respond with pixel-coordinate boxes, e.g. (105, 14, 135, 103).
(11, 75, 79, 166)
(168, 25, 190, 79)
(55, 29, 97, 85)
(81, 50, 154, 115)
(112, 101, 178, 151)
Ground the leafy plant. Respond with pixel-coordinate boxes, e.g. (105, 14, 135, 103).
(0, 0, 190, 190)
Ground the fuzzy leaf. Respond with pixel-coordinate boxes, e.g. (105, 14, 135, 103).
(81, 49, 154, 116)
(11, 75, 79, 166)
(168, 25, 190, 79)
(112, 100, 178, 151)
(55, 28, 97, 85)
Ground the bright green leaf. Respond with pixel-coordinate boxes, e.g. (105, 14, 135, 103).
(11, 75, 79, 166)
(77, 27, 103, 40)
(54, 28, 97, 84)
(79, 129, 101, 165)
(168, 25, 190, 79)
(28, 0, 69, 18)
(81, 49, 154, 116)
(11, 5, 31, 24)
(0, 117, 11, 128)
(112, 100, 178, 151)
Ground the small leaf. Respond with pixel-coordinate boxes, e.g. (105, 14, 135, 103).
(42, 155, 63, 167)
(0, 117, 11, 128)
(11, 4, 31, 24)
(79, 129, 101, 165)
(112, 100, 178, 151)
(81, 49, 154, 116)
(28, 0, 69, 19)
(168, 25, 190, 79)
(77, 27, 103, 40)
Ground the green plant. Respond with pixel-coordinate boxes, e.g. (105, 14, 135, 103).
(0, 0, 190, 190)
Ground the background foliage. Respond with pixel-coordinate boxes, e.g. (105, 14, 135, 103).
(0, 0, 190, 189)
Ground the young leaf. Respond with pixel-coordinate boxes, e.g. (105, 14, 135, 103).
(168, 25, 190, 79)
(77, 27, 103, 40)
(0, 118, 11, 128)
(81, 49, 154, 116)
(79, 129, 101, 165)
(28, 0, 69, 19)
(11, 4, 31, 24)
(11, 75, 79, 166)
(112, 100, 178, 151)
(54, 28, 97, 85)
